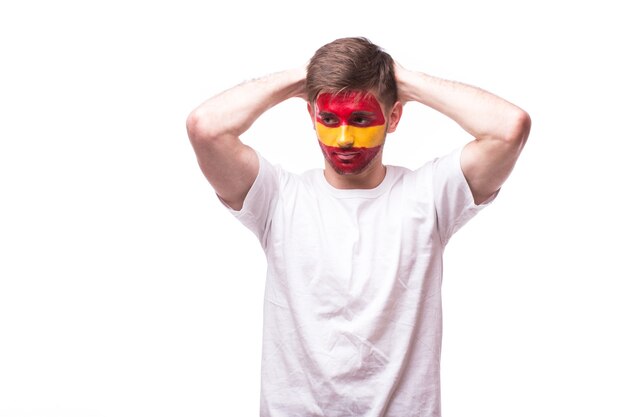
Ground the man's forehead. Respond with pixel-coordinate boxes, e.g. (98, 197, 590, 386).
(315, 91, 383, 112)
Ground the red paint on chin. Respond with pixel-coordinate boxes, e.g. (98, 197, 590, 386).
(319, 143, 382, 174)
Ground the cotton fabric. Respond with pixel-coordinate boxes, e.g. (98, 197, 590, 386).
(222, 147, 494, 417)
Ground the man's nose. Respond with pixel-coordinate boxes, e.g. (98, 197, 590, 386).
(336, 125, 355, 148)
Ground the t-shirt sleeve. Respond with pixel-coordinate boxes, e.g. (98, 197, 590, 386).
(218, 151, 280, 246)
(432, 146, 498, 245)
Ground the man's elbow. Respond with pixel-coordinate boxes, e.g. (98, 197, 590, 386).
(504, 109, 532, 148)
(186, 110, 208, 144)
(186, 109, 224, 146)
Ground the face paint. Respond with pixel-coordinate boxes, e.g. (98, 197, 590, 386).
(314, 91, 387, 175)
(318, 143, 382, 175)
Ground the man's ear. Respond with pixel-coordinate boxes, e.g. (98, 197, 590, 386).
(386, 101, 403, 133)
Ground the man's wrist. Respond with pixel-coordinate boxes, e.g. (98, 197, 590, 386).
(396, 68, 429, 104)
(285, 66, 307, 100)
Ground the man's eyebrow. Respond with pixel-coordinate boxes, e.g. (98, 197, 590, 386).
(318, 110, 375, 116)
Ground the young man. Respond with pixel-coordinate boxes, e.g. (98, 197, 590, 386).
(187, 37, 530, 417)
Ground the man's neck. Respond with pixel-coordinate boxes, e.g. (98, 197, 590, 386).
(323, 161, 387, 190)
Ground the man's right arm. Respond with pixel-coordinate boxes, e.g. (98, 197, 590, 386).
(186, 67, 307, 211)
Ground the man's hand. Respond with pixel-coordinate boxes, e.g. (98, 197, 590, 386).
(394, 62, 413, 106)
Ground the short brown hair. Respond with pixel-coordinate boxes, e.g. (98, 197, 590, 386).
(306, 37, 398, 109)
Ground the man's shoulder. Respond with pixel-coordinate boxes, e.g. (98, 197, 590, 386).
(388, 149, 464, 183)
(261, 158, 321, 194)
(385, 162, 433, 186)
(386, 164, 414, 177)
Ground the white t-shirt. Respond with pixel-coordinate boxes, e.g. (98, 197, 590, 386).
(223, 148, 495, 417)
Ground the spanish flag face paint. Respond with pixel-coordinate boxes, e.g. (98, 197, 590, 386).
(314, 91, 387, 175)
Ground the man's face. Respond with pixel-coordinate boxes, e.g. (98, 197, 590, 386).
(313, 91, 387, 175)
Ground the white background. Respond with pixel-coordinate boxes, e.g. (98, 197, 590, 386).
(1, 0, 625, 416)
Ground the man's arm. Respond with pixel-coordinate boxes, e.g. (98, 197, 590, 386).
(395, 64, 531, 204)
(186, 67, 307, 210)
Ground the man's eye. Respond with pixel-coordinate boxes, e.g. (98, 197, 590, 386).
(351, 116, 372, 126)
(321, 116, 338, 125)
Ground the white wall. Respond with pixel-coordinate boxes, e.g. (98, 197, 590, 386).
(1, 1, 624, 416)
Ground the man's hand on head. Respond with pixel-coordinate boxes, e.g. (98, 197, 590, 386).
(393, 61, 413, 106)
(294, 64, 309, 101)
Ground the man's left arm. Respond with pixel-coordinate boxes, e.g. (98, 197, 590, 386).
(395, 64, 531, 204)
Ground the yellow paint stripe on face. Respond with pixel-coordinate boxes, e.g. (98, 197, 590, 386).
(315, 122, 386, 148)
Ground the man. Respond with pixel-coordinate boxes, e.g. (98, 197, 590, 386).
(187, 37, 530, 417)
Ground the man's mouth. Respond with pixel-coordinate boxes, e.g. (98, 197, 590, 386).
(334, 151, 359, 162)
(318, 142, 382, 174)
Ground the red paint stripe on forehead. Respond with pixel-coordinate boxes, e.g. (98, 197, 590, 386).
(316, 91, 385, 126)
